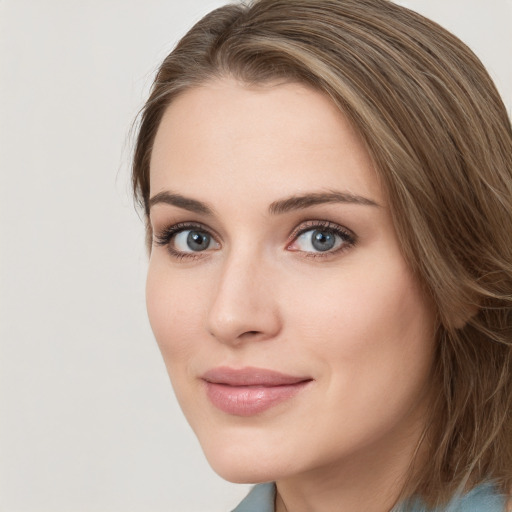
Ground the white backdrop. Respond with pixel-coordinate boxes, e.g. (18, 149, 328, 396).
(0, 1, 510, 511)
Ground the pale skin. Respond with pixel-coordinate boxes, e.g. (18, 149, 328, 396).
(146, 78, 438, 512)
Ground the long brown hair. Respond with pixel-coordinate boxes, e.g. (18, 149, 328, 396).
(132, 0, 512, 506)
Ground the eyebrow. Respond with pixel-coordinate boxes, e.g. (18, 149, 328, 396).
(268, 190, 380, 214)
(149, 191, 214, 215)
(148, 189, 379, 216)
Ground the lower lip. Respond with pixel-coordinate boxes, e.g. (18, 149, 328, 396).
(204, 381, 311, 416)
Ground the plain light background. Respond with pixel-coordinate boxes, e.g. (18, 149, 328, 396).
(0, 1, 510, 511)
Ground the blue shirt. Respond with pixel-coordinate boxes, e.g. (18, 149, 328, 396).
(231, 482, 505, 512)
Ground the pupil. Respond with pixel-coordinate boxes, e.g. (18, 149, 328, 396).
(187, 231, 210, 251)
(312, 230, 335, 251)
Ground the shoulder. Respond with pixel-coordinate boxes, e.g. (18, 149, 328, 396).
(451, 483, 506, 512)
(411, 483, 506, 512)
(402, 483, 507, 512)
(231, 483, 276, 512)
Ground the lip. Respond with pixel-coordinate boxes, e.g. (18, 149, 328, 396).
(201, 366, 313, 416)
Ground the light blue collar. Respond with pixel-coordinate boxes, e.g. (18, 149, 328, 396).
(231, 482, 275, 512)
(232, 482, 505, 512)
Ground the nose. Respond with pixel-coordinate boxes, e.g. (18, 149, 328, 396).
(206, 250, 282, 346)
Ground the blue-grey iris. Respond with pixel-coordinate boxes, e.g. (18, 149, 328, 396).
(312, 230, 336, 251)
(187, 231, 210, 251)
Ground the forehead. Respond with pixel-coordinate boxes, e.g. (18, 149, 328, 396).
(150, 78, 383, 206)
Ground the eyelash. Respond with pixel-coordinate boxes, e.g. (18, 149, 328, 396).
(153, 220, 357, 260)
(154, 222, 213, 260)
(288, 220, 357, 258)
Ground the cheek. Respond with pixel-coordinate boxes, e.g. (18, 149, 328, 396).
(282, 258, 435, 381)
(145, 259, 207, 364)
(279, 262, 436, 451)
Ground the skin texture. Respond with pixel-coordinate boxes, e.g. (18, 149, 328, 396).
(146, 78, 438, 512)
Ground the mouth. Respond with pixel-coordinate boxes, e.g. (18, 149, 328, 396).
(201, 366, 313, 417)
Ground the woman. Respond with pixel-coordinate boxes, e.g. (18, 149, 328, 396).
(132, 0, 512, 510)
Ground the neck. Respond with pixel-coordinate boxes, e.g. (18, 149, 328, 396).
(274, 411, 428, 512)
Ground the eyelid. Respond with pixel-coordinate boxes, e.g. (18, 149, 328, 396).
(153, 222, 221, 260)
(153, 219, 357, 260)
(288, 220, 356, 242)
(153, 222, 213, 245)
(286, 220, 357, 256)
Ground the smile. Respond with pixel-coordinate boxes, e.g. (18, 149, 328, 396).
(201, 367, 313, 417)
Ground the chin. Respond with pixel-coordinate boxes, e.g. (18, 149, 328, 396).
(213, 466, 274, 485)
(199, 433, 294, 484)
(209, 459, 286, 484)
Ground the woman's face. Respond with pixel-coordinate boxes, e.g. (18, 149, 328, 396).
(147, 78, 437, 483)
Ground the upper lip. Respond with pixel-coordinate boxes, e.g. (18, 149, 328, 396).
(202, 366, 312, 387)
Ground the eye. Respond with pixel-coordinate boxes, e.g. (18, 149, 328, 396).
(173, 229, 217, 252)
(287, 222, 356, 256)
(154, 223, 220, 258)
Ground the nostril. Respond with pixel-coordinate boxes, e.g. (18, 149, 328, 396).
(237, 330, 265, 341)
